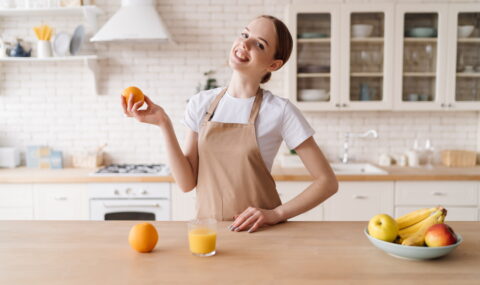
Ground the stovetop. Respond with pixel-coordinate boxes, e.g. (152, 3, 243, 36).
(91, 164, 170, 176)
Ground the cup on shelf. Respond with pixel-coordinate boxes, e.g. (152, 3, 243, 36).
(407, 93, 419, 101)
(36, 40, 52, 58)
(352, 24, 373, 38)
(419, 94, 430, 101)
(464, 65, 474, 73)
(457, 25, 474, 38)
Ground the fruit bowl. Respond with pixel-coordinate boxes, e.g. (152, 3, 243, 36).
(364, 228, 462, 260)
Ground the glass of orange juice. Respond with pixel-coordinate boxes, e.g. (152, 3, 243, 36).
(188, 218, 217, 257)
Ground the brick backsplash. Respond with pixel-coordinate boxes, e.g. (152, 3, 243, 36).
(0, 0, 478, 168)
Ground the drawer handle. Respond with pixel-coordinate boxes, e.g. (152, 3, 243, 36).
(103, 203, 161, 208)
(431, 192, 445, 196)
(54, 196, 68, 201)
(352, 195, 367, 199)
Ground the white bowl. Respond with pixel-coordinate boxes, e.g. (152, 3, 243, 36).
(364, 228, 463, 260)
(298, 89, 330, 102)
(458, 25, 474, 38)
(352, 24, 373, 38)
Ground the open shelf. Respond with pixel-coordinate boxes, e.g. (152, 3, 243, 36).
(351, 37, 384, 43)
(297, 73, 331, 78)
(404, 37, 437, 43)
(350, 72, 383, 77)
(403, 72, 436, 77)
(456, 72, 480, 78)
(297, 38, 331, 43)
(0, 6, 102, 16)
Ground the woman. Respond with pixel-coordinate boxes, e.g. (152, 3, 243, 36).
(121, 15, 338, 233)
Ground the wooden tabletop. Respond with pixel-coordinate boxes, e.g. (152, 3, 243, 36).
(0, 221, 478, 284)
(1, 165, 480, 183)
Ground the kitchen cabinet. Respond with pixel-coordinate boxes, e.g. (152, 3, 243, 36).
(33, 184, 88, 220)
(0, 184, 33, 220)
(171, 183, 196, 221)
(276, 181, 323, 221)
(323, 182, 394, 221)
(395, 181, 479, 221)
(287, 1, 480, 112)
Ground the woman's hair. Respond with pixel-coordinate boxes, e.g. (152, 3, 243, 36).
(257, 15, 293, 84)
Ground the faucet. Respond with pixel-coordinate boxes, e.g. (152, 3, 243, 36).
(340, 129, 378, 164)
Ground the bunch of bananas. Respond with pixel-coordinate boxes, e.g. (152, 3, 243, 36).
(395, 206, 447, 246)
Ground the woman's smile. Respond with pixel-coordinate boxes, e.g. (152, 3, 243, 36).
(233, 48, 250, 63)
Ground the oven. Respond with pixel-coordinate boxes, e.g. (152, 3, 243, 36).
(89, 183, 171, 221)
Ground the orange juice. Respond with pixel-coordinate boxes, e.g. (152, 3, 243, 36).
(188, 228, 216, 255)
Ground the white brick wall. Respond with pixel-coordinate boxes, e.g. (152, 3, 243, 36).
(0, 0, 478, 167)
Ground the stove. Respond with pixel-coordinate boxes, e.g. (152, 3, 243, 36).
(92, 164, 170, 176)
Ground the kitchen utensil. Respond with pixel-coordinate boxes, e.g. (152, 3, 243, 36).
(352, 24, 373, 38)
(0, 147, 20, 168)
(72, 143, 106, 168)
(441, 150, 476, 167)
(69, 25, 85, 55)
(298, 89, 330, 102)
(457, 25, 474, 38)
(37, 40, 52, 58)
(407, 27, 436, 38)
(405, 149, 419, 167)
(52, 32, 70, 56)
(365, 228, 462, 260)
(8, 39, 31, 57)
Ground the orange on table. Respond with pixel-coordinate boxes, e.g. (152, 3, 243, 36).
(128, 222, 158, 253)
(122, 86, 145, 107)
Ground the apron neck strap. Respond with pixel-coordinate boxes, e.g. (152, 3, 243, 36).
(201, 87, 263, 125)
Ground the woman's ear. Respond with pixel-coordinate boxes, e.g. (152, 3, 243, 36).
(268, 59, 284, 72)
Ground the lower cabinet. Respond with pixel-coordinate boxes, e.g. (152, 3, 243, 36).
(324, 182, 395, 221)
(276, 182, 323, 221)
(0, 184, 34, 220)
(171, 183, 197, 221)
(33, 184, 88, 220)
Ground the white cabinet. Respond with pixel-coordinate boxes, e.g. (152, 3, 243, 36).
(171, 183, 196, 221)
(324, 182, 394, 221)
(395, 181, 479, 221)
(0, 184, 33, 220)
(276, 182, 323, 221)
(33, 184, 88, 220)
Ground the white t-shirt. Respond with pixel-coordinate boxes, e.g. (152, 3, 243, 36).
(183, 87, 315, 171)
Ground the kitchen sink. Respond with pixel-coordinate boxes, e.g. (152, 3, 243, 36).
(329, 163, 388, 175)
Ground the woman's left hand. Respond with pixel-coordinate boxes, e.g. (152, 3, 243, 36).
(228, 207, 283, 233)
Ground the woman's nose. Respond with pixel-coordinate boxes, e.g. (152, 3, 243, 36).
(240, 39, 251, 50)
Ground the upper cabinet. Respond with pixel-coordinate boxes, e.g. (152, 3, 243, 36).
(287, 1, 480, 112)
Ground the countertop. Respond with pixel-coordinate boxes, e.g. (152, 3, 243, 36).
(0, 221, 478, 284)
(0, 165, 480, 183)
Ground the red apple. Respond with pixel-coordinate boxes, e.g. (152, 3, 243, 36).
(425, 224, 457, 247)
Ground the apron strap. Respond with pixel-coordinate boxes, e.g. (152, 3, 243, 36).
(248, 88, 263, 125)
(201, 88, 228, 125)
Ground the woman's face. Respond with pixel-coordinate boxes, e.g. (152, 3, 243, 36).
(229, 17, 283, 79)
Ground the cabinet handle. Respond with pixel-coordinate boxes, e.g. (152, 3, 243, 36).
(448, 103, 453, 108)
(441, 103, 446, 107)
(352, 195, 367, 199)
(54, 196, 67, 201)
(335, 103, 341, 107)
(103, 203, 161, 208)
(342, 103, 347, 107)
(431, 191, 445, 196)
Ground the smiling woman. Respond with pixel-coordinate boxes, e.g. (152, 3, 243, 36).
(121, 15, 338, 233)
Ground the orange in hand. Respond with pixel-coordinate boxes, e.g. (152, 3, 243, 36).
(128, 222, 158, 253)
(122, 86, 145, 107)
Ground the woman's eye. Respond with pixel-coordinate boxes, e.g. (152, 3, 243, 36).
(256, 42, 265, 50)
(241, 32, 248, 39)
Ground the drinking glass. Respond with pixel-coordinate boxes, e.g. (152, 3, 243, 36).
(188, 218, 217, 257)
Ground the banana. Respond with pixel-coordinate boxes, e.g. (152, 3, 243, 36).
(395, 207, 439, 230)
(401, 208, 447, 246)
(398, 207, 445, 239)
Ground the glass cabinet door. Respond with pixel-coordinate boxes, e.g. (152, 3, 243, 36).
(446, 6, 480, 110)
(394, 5, 448, 110)
(341, 4, 394, 110)
(287, 5, 340, 111)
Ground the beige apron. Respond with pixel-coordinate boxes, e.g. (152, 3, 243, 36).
(196, 87, 282, 221)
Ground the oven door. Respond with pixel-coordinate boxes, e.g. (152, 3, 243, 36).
(90, 199, 170, 221)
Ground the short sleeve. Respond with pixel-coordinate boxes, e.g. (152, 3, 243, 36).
(183, 95, 200, 133)
(281, 101, 315, 150)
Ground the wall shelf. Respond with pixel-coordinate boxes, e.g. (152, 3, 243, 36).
(297, 73, 331, 78)
(297, 38, 331, 43)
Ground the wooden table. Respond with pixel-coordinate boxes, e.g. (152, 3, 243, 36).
(0, 221, 479, 284)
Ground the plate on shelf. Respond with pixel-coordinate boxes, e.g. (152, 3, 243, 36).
(406, 27, 437, 38)
(298, 32, 328, 39)
(53, 32, 71, 57)
(69, 25, 85, 55)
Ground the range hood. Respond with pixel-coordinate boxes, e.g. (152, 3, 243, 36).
(90, 0, 173, 43)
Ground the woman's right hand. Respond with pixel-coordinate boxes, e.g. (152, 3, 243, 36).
(121, 93, 170, 127)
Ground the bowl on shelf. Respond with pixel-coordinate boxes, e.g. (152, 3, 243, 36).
(352, 24, 373, 38)
(407, 27, 437, 38)
(458, 25, 475, 38)
(298, 89, 330, 102)
(364, 228, 463, 260)
(298, 32, 328, 39)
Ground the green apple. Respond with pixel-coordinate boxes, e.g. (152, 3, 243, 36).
(368, 214, 399, 242)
